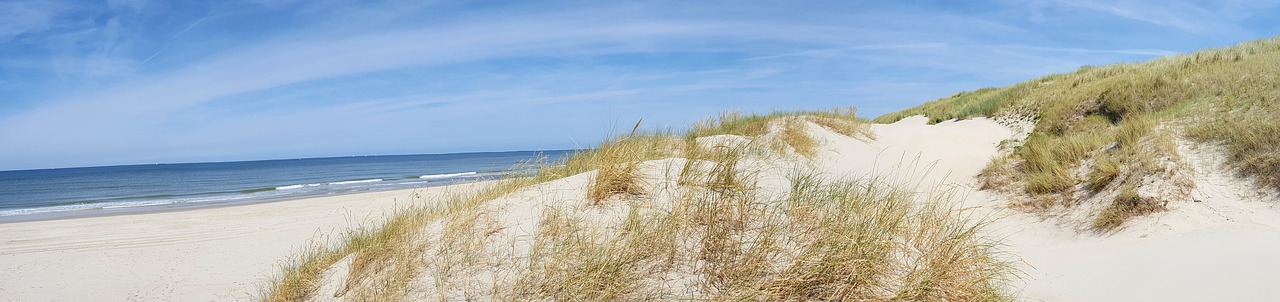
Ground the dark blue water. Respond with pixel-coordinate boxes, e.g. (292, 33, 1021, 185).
(0, 150, 573, 221)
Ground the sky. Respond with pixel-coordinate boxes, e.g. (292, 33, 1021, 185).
(2, 0, 1279, 170)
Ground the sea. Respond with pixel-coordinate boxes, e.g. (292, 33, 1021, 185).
(0, 150, 574, 222)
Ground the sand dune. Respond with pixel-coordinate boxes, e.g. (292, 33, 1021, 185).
(4, 115, 1280, 301)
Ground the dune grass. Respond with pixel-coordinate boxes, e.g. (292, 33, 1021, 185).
(585, 120, 659, 203)
(780, 117, 819, 158)
(260, 241, 350, 302)
(260, 108, 883, 301)
(261, 107, 1018, 300)
(877, 36, 1280, 230)
(1093, 185, 1166, 230)
(260, 181, 529, 301)
(509, 145, 1013, 300)
(1186, 97, 1280, 190)
(690, 107, 871, 159)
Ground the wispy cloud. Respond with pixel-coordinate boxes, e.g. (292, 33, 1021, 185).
(0, 1, 72, 42)
(1056, 0, 1209, 31)
(1001, 45, 1180, 57)
(741, 43, 952, 62)
(1043, 0, 1280, 34)
(1, 0, 1277, 170)
(135, 13, 210, 70)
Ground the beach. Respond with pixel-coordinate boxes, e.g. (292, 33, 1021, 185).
(5, 2, 1278, 300)
(6, 116, 1280, 301)
(0, 184, 478, 301)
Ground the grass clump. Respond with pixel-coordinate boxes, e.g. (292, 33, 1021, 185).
(764, 172, 1014, 301)
(260, 242, 351, 302)
(585, 121, 653, 203)
(780, 117, 819, 158)
(514, 206, 677, 300)
(1013, 132, 1106, 196)
(1084, 156, 1120, 192)
(1024, 167, 1074, 195)
(1093, 186, 1166, 230)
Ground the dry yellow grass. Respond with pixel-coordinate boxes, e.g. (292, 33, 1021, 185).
(780, 117, 819, 158)
(585, 120, 650, 203)
(806, 106, 875, 139)
(691, 108, 872, 159)
(1093, 185, 1166, 231)
(512, 147, 1012, 301)
(262, 107, 1018, 301)
(1084, 155, 1120, 192)
(260, 241, 350, 302)
(259, 172, 548, 301)
(1187, 98, 1280, 190)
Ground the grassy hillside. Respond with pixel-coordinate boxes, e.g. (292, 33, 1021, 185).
(877, 37, 1280, 230)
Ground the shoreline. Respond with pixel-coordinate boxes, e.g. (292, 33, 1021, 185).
(0, 180, 491, 301)
(0, 178, 496, 224)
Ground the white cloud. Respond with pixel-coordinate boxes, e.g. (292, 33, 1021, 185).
(0, 1, 71, 42)
(1046, 0, 1280, 34)
(3, 0, 1275, 169)
(1003, 45, 1180, 57)
(741, 43, 951, 61)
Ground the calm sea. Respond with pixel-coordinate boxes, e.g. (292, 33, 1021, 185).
(0, 150, 573, 222)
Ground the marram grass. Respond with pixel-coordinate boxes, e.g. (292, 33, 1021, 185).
(259, 107, 1016, 300)
(878, 36, 1280, 230)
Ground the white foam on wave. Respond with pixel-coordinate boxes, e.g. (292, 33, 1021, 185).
(0, 194, 255, 217)
(276, 183, 322, 190)
(276, 179, 384, 190)
(1, 178, 398, 218)
(99, 200, 179, 209)
(2, 176, 451, 218)
(330, 178, 384, 185)
(419, 172, 477, 179)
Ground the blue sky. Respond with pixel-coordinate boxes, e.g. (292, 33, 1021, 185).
(2, 0, 1279, 170)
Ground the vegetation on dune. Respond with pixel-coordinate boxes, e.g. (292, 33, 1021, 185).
(585, 120, 665, 203)
(877, 37, 1280, 230)
(515, 151, 1012, 301)
(258, 36, 1280, 301)
(689, 107, 871, 158)
(261, 179, 538, 301)
(1186, 98, 1280, 189)
(259, 107, 906, 301)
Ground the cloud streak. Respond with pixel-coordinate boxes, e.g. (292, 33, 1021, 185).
(1, 0, 1278, 170)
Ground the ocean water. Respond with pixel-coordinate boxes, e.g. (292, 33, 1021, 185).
(0, 150, 573, 222)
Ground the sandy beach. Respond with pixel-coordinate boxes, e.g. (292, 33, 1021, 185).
(5, 2, 1278, 300)
(0, 184, 478, 301)
(6, 116, 1280, 301)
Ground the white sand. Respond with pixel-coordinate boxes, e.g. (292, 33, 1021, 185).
(0, 184, 476, 301)
(1003, 141, 1280, 301)
(7, 115, 1280, 301)
(806, 116, 1280, 301)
